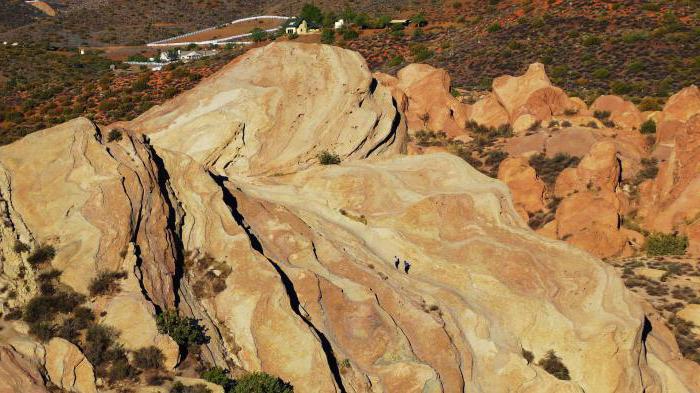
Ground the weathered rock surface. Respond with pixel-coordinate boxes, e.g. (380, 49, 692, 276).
(591, 95, 644, 130)
(497, 157, 545, 219)
(638, 87, 700, 255)
(0, 43, 698, 393)
(0, 345, 47, 393)
(44, 338, 96, 393)
(393, 64, 470, 136)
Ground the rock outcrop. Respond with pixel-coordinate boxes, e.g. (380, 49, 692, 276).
(44, 338, 96, 393)
(0, 345, 47, 393)
(0, 43, 698, 392)
(392, 64, 469, 136)
(591, 95, 644, 130)
(497, 157, 545, 219)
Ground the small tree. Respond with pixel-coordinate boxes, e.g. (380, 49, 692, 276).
(300, 3, 323, 25)
(321, 29, 335, 44)
(250, 28, 268, 42)
(646, 233, 688, 256)
(156, 310, 207, 347)
(318, 151, 341, 165)
(133, 346, 164, 370)
(412, 13, 427, 27)
(640, 119, 656, 134)
(201, 367, 234, 390)
(537, 350, 570, 380)
(27, 244, 56, 266)
(107, 129, 123, 142)
(232, 372, 293, 393)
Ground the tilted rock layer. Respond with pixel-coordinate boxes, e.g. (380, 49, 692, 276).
(0, 43, 698, 392)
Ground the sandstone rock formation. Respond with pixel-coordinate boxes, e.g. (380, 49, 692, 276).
(0, 43, 698, 392)
(393, 64, 469, 136)
(497, 157, 545, 219)
(44, 338, 96, 393)
(0, 345, 47, 393)
(638, 87, 700, 255)
(591, 95, 644, 130)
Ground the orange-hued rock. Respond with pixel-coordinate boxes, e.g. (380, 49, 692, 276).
(395, 64, 470, 136)
(498, 157, 545, 216)
(554, 141, 620, 197)
(514, 86, 582, 122)
(468, 92, 510, 128)
(639, 112, 700, 254)
(44, 338, 96, 393)
(591, 95, 644, 130)
(0, 345, 47, 393)
(0, 43, 698, 392)
(492, 63, 552, 120)
(660, 85, 700, 123)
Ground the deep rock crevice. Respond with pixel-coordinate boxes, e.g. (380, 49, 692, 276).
(209, 171, 347, 393)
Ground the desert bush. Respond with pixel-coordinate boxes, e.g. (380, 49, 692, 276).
(318, 151, 341, 165)
(593, 110, 611, 120)
(537, 350, 570, 380)
(88, 270, 127, 296)
(170, 382, 211, 393)
(250, 28, 268, 42)
(23, 289, 85, 324)
(104, 128, 123, 143)
(387, 55, 404, 67)
(528, 153, 580, 186)
(638, 97, 662, 111)
(321, 29, 335, 44)
(133, 346, 164, 370)
(13, 240, 30, 253)
(156, 310, 207, 347)
(410, 44, 434, 62)
(485, 150, 508, 167)
(635, 158, 658, 184)
(232, 372, 294, 393)
(486, 23, 501, 33)
(646, 233, 688, 256)
(561, 120, 572, 127)
(593, 68, 610, 79)
(27, 244, 56, 266)
(201, 367, 234, 390)
(640, 119, 656, 134)
(29, 321, 54, 342)
(522, 349, 534, 364)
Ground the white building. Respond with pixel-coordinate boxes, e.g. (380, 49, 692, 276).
(334, 19, 345, 30)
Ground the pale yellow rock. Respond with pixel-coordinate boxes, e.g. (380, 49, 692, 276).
(0, 345, 47, 393)
(492, 63, 552, 120)
(469, 93, 510, 128)
(678, 304, 700, 335)
(45, 338, 96, 393)
(513, 114, 538, 134)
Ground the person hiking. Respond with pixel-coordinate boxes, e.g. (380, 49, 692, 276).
(394, 256, 400, 269)
(403, 260, 411, 273)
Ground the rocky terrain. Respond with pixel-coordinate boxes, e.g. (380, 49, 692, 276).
(0, 42, 699, 392)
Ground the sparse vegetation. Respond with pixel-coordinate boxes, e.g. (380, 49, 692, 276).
(88, 270, 127, 296)
(170, 382, 212, 393)
(646, 233, 688, 256)
(528, 153, 580, 186)
(640, 119, 657, 134)
(133, 346, 165, 370)
(318, 151, 341, 165)
(27, 244, 56, 266)
(537, 350, 570, 380)
(201, 367, 234, 391)
(522, 349, 534, 364)
(232, 372, 294, 393)
(156, 310, 208, 347)
(107, 129, 123, 142)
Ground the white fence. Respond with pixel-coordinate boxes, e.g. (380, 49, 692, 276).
(148, 15, 289, 47)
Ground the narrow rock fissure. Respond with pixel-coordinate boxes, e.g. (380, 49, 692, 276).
(209, 172, 347, 393)
(364, 96, 403, 158)
(144, 137, 186, 308)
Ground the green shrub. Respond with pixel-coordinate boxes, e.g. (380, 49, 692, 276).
(232, 372, 293, 393)
(593, 110, 611, 120)
(156, 310, 207, 347)
(23, 290, 85, 324)
(528, 153, 580, 186)
(13, 241, 30, 253)
(646, 233, 688, 256)
(640, 119, 656, 134)
(342, 28, 359, 40)
(522, 349, 534, 364)
(622, 30, 650, 43)
(201, 367, 234, 390)
(538, 350, 570, 380)
(410, 44, 434, 62)
(387, 55, 404, 67)
(170, 382, 211, 393)
(486, 23, 501, 33)
(592, 68, 610, 79)
(635, 158, 658, 184)
(318, 151, 341, 165)
(27, 244, 56, 266)
(88, 270, 127, 296)
(133, 346, 164, 370)
(638, 97, 661, 111)
(582, 34, 602, 46)
(250, 28, 268, 42)
(107, 128, 122, 142)
(321, 29, 335, 44)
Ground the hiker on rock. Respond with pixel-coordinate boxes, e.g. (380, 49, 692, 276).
(404, 260, 411, 273)
(394, 256, 400, 269)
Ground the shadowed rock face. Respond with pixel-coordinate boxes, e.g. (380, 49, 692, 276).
(0, 43, 698, 392)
